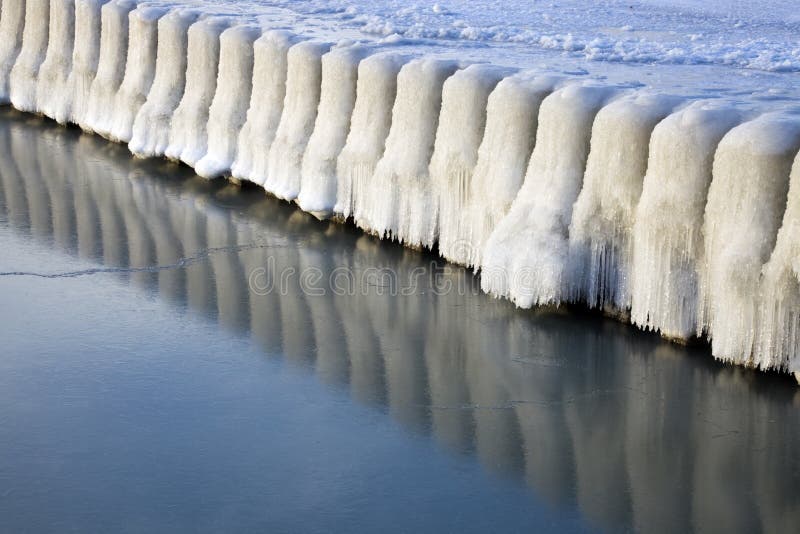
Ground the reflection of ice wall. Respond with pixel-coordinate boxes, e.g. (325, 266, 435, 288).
(3, 0, 800, 378)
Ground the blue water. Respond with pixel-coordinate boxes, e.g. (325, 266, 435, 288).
(0, 109, 798, 533)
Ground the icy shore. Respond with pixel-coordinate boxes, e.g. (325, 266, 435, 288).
(1, 0, 800, 379)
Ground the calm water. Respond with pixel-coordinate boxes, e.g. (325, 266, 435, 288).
(0, 108, 799, 533)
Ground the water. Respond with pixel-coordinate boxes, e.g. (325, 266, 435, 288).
(0, 108, 799, 533)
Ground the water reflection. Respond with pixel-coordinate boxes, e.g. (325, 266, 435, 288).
(1, 108, 799, 533)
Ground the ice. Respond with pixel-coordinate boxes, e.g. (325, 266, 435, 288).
(104, 4, 167, 142)
(481, 84, 619, 307)
(9, 0, 50, 112)
(194, 23, 262, 179)
(430, 64, 514, 263)
(333, 52, 409, 222)
(296, 43, 371, 219)
(128, 8, 201, 158)
(567, 92, 682, 313)
(263, 40, 332, 198)
(0, 0, 26, 103)
(83, 0, 137, 133)
(630, 102, 742, 341)
(230, 30, 296, 185)
(758, 151, 800, 373)
(164, 16, 231, 166)
(458, 72, 560, 269)
(36, 0, 76, 123)
(357, 57, 461, 247)
(65, 0, 111, 126)
(699, 114, 800, 364)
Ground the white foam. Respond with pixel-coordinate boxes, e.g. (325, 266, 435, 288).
(0, 0, 28, 103)
(164, 16, 230, 166)
(83, 0, 137, 133)
(65, 0, 110, 126)
(36, 0, 76, 122)
(358, 57, 461, 247)
(430, 63, 513, 263)
(104, 4, 167, 142)
(334, 52, 409, 222)
(263, 40, 332, 198)
(9, 0, 50, 112)
(567, 92, 682, 312)
(128, 8, 200, 158)
(630, 102, 741, 340)
(699, 113, 800, 364)
(481, 83, 618, 306)
(296, 43, 371, 218)
(230, 29, 296, 184)
(194, 23, 262, 179)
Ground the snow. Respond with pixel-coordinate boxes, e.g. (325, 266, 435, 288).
(2, 0, 800, 379)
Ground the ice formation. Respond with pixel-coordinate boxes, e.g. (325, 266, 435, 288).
(758, 152, 800, 375)
(263, 40, 332, 199)
(65, 0, 109, 126)
(230, 30, 296, 185)
(296, 43, 371, 218)
(699, 114, 800, 365)
(9, 0, 50, 112)
(194, 24, 262, 179)
(83, 0, 137, 133)
(128, 8, 199, 158)
(333, 52, 408, 221)
(630, 102, 742, 340)
(0, 0, 26, 103)
(567, 92, 682, 313)
(164, 16, 230, 166)
(104, 4, 166, 142)
(35, 0, 75, 121)
(443, 72, 560, 268)
(430, 64, 514, 262)
(481, 84, 619, 307)
(2, 0, 800, 379)
(357, 58, 461, 247)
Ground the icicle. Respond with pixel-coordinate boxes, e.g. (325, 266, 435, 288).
(630, 102, 741, 341)
(164, 16, 230, 166)
(757, 151, 800, 375)
(430, 63, 514, 264)
(334, 52, 408, 221)
(296, 43, 371, 219)
(0, 0, 26, 103)
(103, 4, 167, 142)
(194, 23, 262, 179)
(229, 29, 296, 185)
(567, 92, 681, 313)
(263, 40, 332, 198)
(9, 0, 50, 112)
(700, 113, 800, 365)
(65, 0, 110, 126)
(481, 83, 618, 306)
(82, 0, 137, 133)
(36, 0, 75, 122)
(359, 57, 461, 247)
(128, 8, 200, 158)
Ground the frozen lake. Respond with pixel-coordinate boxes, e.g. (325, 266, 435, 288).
(1, 108, 799, 533)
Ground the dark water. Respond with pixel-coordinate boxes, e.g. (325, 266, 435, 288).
(0, 108, 799, 534)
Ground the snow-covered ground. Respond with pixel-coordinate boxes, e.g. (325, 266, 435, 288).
(1, 0, 800, 379)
